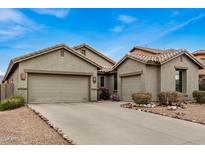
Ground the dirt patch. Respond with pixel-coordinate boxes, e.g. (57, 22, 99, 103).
(121, 103, 205, 125)
(0, 106, 70, 145)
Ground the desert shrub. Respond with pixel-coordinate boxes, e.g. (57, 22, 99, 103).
(192, 90, 205, 103)
(110, 92, 120, 101)
(132, 92, 152, 104)
(158, 92, 168, 105)
(158, 91, 186, 106)
(99, 88, 110, 100)
(0, 96, 25, 111)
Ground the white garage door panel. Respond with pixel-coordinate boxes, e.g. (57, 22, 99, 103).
(28, 74, 89, 103)
(121, 75, 142, 101)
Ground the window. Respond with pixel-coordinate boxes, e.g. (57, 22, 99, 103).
(175, 70, 183, 92)
(100, 76, 104, 87)
(81, 49, 86, 55)
(114, 74, 117, 90)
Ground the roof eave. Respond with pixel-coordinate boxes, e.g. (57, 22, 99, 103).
(73, 44, 116, 65)
(160, 51, 205, 69)
(130, 46, 158, 54)
(112, 55, 129, 70)
(3, 44, 103, 82)
(2, 60, 14, 82)
(112, 54, 149, 70)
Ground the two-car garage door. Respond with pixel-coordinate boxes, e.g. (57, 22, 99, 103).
(28, 74, 90, 104)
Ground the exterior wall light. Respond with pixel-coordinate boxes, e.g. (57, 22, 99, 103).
(20, 73, 26, 81)
(93, 76, 96, 83)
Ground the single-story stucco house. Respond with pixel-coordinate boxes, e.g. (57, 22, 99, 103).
(112, 46, 204, 101)
(1, 43, 204, 103)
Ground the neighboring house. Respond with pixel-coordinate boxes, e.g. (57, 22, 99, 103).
(192, 50, 205, 81)
(2, 44, 204, 103)
(112, 46, 204, 101)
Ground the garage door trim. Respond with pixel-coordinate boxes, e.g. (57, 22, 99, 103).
(25, 69, 94, 76)
(119, 70, 143, 77)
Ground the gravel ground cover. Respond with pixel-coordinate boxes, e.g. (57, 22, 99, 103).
(0, 106, 70, 145)
(121, 102, 205, 125)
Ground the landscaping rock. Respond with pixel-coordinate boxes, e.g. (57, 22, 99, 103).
(176, 112, 185, 116)
(167, 106, 177, 110)
(120, 101, 205, 126)
(120, 103, 133, 108)
(143, 103, 155, 108)
(133, 107, 138, 110)
(132, 104, 138, 107)
(181, 105, 187, 109)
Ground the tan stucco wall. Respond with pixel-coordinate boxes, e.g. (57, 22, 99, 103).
(75, 47, 114, 67)
(14, 49, 98, 102)
(160, 55, 199, 99)
(145, 65, 160, 101)
(108, 74, 115, 94)
(97, 75, 109, 89)
(117, 58, 146, 100)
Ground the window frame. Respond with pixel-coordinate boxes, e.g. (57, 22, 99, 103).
(100, 76, 105, 87)
(175, 69, 183, 92)
(114, 74, 117, 90)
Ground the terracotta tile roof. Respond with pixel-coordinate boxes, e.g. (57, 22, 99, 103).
(192, 50, 205, 55)
(128, 48, 185, 64)
(132, 46, 163, 54)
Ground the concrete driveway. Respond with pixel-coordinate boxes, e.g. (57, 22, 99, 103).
(29, 102, 205, 144)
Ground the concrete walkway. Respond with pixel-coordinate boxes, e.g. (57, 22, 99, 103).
(29, 102, 205, 145)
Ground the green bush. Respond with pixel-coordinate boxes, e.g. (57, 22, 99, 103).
(132, 92, 152, 104)
(158, 91, 186, 106)
(192, 90, 205, 103)
(0, 96, 25, 111)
